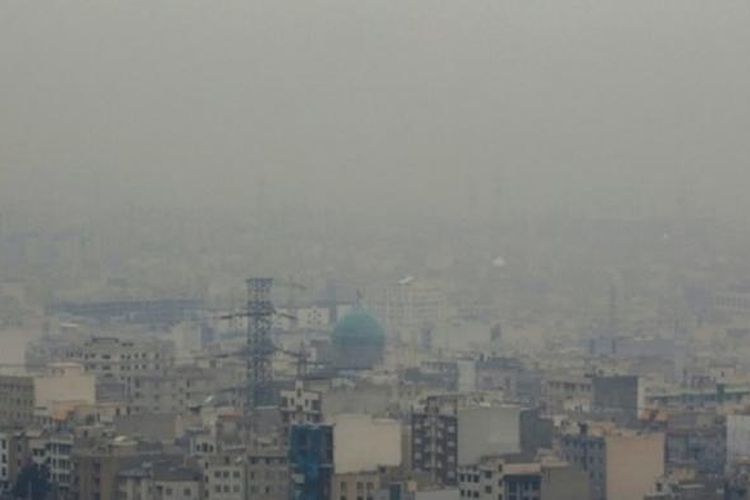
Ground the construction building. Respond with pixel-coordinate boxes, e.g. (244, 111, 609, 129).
(289, 424, 333, 500)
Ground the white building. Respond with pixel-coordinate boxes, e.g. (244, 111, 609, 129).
(273, 304, 353, 331)
(367, 278, 446, 341)
(280, 380, 322, 428)
(727, 413, 750, 469)
(61, 336, 174, 385)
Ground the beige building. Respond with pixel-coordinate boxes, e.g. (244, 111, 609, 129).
(559, 422, 665, 500)
(0, 363, 95, 426)
(332, 414, 402, 474)
(34, 362, 96, 409)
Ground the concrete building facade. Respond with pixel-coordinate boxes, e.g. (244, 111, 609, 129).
(412, 395, 532, 486)
(333, 414, 402, 474)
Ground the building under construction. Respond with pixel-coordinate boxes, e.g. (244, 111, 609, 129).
(289, 424, 333, 500)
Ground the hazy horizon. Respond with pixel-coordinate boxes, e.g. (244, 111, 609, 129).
(3, 0, 750, 223)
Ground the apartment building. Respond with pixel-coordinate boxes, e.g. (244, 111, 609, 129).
(119, 464, 204, 500)
(458, 454, 589, 500)
(127, 365, 216, 415)
(411, 394, 528, 486)
(71, 436, 182, 500)
(62, 336, 175, 386)
(279, 379, 323, 429)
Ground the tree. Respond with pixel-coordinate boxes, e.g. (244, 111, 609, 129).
(12, 463, 51, 500)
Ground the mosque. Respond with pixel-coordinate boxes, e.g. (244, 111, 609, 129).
(331, 307, 385, 370)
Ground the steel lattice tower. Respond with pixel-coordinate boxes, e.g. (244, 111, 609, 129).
(246, 277, 274, 413)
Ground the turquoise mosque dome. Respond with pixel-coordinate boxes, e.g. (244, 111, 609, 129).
(331, 308, 385, 369)
(332, 309, 386, 347)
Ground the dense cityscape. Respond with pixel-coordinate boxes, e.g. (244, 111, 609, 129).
(4, 0, 750, 499)
(3, 204, 750, 500)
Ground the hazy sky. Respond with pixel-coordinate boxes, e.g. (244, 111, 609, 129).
(2, 0, 750, 219)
